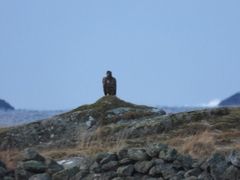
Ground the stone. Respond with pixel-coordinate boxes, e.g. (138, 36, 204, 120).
(70, 170, 90, 180)
(21, 148, 45, 162)
(89, 162, 105, 173)
(229, 150, 240, 167)
(0, 158, 7, 169)
(185, 176, 198, 180)
(146, 143, 168, 158)
(191, 158, 206, 168)
(134, 160, 155, 173)
(101, 161, 119, 171)
(29, 173, 51, 180)
(210, 161, 229, 180)
(117, 164, 134, 177)
(117, 147, 129, 160)
(149, 163, 175, 179)
(99, 152, 118, 165)
(222, 165, 240, 180)
(15, 169, 35, 180)
(57, 157, 88, 169)
(112, 177, 135, 180)
(128, 147, 150, 161)
(118, 158, 134, 165)
(184, 168, 202, 178)
(3, 176, 14, 180)
(198, 171, 213, 180)
(21, 160, 47, 173)
(175, 154, 192, 170)
(96, 170, 117, 180)
(200, 153, 225, 171)
(169, 174, 184, 180)
(95, 153, 109, 164)
(52, 166, 80, 180)
(0, 167, 7, 177)
(159, 148, 178, 162)
(47, 160, 64, 175)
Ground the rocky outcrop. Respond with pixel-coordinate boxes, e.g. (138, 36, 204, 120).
(219, 92, 240, 106)
(0, 99, 14, 110)
(93, 106, 231, 142)
(1, 144, 240, 180)
(0, 96, 166, 151)
(0, 97, 236, 152)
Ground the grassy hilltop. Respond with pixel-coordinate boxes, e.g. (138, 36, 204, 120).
(0, 96, 240, 170)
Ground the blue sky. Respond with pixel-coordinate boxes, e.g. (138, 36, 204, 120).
(1, 1, 240, 110)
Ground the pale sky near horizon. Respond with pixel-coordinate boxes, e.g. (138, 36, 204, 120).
(1, 1, 240, 110)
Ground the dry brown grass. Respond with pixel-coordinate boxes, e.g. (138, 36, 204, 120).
(74, 125, 129, 157)
(173, 123, 211, 137)
(0, 150, 22, 170)
(181, 131, 216, 158)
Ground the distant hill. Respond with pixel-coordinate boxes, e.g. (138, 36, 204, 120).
(0, 99, 14, 110)
(218, 92, 240, 106)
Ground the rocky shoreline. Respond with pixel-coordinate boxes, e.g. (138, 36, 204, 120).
(0, 143, 239, 180)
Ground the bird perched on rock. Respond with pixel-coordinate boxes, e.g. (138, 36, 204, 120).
(102, 71, 117, 96)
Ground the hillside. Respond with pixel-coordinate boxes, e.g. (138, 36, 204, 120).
(0, 99, 14, 110)
(219, 92, 240, 106)
(0, 96, 240, 179)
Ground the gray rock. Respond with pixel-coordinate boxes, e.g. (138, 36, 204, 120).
(52, 166, 80, 180)
(192, 158, 206, 168)
(184, 168, 202, 178)
(149, 163, 175, 179)
(58, 157, 89, 170)
(210, 161, 229, 180)
(117, 147, 129, 160)
(146, 143, 168, 158)
(185, 176, 198, 180)
(222, 165, 240, 180)
(172, 160, 182, 170)
(128, 147, 150, 161)
(21, 160, 47, 173)
(175, 154, 192, 170)
(96, 170, 117, 180)
(95, 153, 109, 164)
(169, 174, 184, 180)
(89, 162, 105, 173)
(142, 175, 164, 180)
(229, 150, 240, 167)
(159, 148, 178, 162)
(200, 153, 225, 171)
(117, 164, 134, 177)
(112, 177, 135, 180)
(0, 167, 7, 177)
(99, 152, 118, 165)
(198, 171, 213, 180)
(70, 170, 89, 180)
(3, 176, 14, 180)
(29, 173, 51, 180)
(101, 161, 119, 171)
(21, 148, 45, 162)
(118, 158, 134, 165)
(15, 169, 35, 180)
(134, 160, 155, 173)
(0, 158, 7, 169)
(47, 160, 64, 175)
